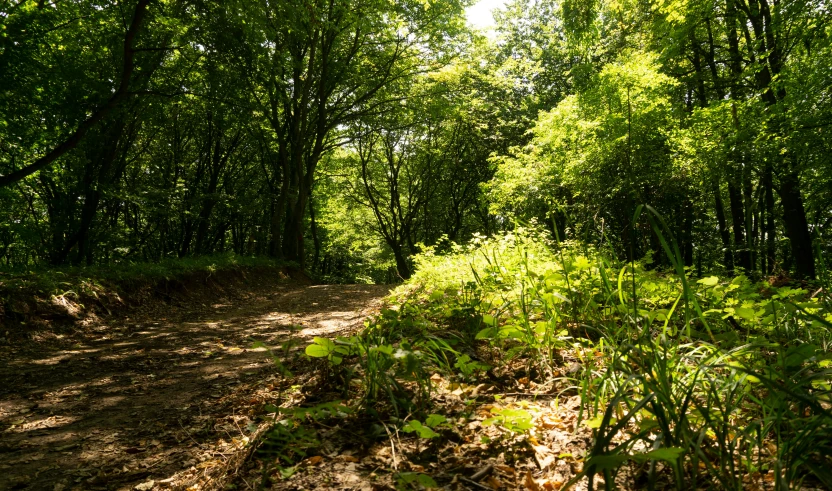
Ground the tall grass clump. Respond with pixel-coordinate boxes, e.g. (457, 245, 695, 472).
(392, 220, 832, 490)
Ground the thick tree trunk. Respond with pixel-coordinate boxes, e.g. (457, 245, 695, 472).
(269, 151, 288, 258)
(392, 245, 411, 280)
(778, 171, 815, 279)
(53, 117, 127, 265)
(282, 188, 308, 267)
(194, 199, 217, 255)
(753, 185, 763, 276)
(740, 0, 814, 278)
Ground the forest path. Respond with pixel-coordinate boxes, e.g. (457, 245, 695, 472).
(0, 283, 391, 491)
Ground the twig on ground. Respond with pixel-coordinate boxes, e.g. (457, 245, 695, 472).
(471, 464, 493, 481)
(460, 476, 494, 490)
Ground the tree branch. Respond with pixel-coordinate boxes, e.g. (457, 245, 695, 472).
(0, 0, 151, 188)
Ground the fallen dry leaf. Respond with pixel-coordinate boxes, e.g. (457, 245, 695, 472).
(134, 481, 155, 491)
(303, 455, 323, 466)
(531, 444, 555, 469)
(524, 471, 541, 491)
(542, 479, 563, 490)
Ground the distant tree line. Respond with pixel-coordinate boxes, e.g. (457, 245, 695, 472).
(1, 0, 831, 282)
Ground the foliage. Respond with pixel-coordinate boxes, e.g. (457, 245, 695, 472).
(318, 224, 832, 488)
(5, 0, 832, 488)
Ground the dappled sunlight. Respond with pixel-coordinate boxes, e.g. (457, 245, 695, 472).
(299, 312, 366, 337)
(5, 414, 79, 434)
(0, 283, 390, 490)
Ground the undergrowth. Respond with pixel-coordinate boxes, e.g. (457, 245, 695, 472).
(279, 219, 832, 489)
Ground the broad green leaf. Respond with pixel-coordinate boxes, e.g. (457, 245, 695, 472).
(698, 276, 719, 286)
(425, 414, 447, 428)
(734, 307, 757, 320)
(305, 337, 336, 358)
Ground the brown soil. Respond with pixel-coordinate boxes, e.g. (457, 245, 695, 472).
(0, 278, 391, 491)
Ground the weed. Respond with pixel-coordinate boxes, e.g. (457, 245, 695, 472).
(384, 224, 832, 489)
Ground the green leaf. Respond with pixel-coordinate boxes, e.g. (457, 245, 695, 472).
(573, 255, 591, 270)
(475, 327, 497, 339)
(586, 454, 630, 472)
(698, 276, 719, 286)
(397, 472, 438, 488)
(305, 337, 335, 358)
(582, 413, 608, 429)
(402, 420, 439, 438)
(734, 307, 757, 320)
(416, 474, 437, 488)
(305, 344, 330, 358)
(425, 414, 447, 428)
(640, 447, 684, 462)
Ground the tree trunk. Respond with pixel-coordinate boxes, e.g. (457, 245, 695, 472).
(53, 117, 127, 265)
(764, 162, 776, 274)
(714, 180, 734, 273)
(728, 179, 750, 272)
(392, 245, 411, 280)
(778, 171, 815, 279)
(743, 165, 755, 276)
(309, 193, 321, 269)
(683, 199, 693, 267)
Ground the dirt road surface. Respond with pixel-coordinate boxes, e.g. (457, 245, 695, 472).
(0, 284, 391, 491)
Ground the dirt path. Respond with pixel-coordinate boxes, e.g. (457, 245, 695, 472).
(0, 284, 391, 491)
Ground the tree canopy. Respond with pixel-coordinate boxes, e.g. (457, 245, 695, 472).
(1, 0, 831, 281)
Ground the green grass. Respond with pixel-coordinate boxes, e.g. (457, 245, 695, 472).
(304, 224, 832, 489)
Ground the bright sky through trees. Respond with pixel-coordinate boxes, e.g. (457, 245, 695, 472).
(466, 0, 508, 29)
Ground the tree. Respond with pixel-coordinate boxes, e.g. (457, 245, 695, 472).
(239, 0, 467, 268)
(0, 0, 154, 188)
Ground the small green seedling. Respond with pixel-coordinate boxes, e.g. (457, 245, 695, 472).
(483, 407, 534, 434)
(395, 472, 437, 490)
(402, 414, 449, 439)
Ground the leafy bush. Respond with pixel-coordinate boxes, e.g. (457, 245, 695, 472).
(375, 224, 832, 488)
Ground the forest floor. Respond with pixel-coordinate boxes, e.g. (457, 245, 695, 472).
(0, 279, 391, 491)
